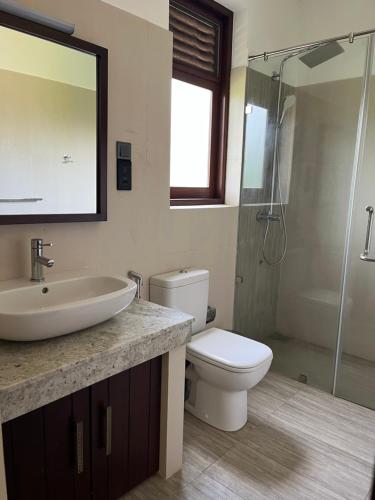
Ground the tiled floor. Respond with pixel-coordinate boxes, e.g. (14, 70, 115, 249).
(266, 334, 375, 409)
(123, 372, 375, 500)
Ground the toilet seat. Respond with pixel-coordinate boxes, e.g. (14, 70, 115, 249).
(187, 328, 273, 373)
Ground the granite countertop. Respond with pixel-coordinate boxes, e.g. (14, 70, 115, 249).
(0, 300, 193, 423)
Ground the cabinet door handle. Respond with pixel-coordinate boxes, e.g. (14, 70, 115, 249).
(75, 421, 84, 475)
(105, 406, 112, 456)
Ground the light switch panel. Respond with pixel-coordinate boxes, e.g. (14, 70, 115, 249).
(116, 142, 132, 190)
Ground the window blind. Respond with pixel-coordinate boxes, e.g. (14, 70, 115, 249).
(170, 2, 219, 76)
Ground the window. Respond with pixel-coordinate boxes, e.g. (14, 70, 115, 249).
(169, 0, 233, 205)
(243, 104, 268, 189)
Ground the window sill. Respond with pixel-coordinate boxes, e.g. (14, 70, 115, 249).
(170, 198, 225, 207)
(170, 204, 233, 210)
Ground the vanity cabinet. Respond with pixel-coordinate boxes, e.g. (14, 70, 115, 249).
(2, 357, 162, 500)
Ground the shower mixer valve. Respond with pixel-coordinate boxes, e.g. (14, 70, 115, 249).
(256, 211, 281, 223)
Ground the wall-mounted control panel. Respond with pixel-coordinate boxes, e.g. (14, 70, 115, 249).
(117, 141, 132, 190)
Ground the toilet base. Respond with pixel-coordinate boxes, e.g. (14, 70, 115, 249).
(185, 378, 248, 432)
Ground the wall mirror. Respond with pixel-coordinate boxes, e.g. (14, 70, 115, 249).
(0, 12, 107, 224)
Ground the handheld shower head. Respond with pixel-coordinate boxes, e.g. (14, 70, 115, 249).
(279, 95, 296, 126)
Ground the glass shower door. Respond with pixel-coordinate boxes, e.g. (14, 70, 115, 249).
(234, 36, 369, 394)
(335, 37, 375, 409)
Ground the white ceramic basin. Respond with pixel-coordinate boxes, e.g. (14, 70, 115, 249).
(0, 275, 137, 341)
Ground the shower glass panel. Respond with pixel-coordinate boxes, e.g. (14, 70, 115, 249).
(234, 37, 368, 393)
(335, 39, 375, 409)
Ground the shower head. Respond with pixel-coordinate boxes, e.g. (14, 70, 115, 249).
(299, 41, 344, 68)
(279, 95, 296, 125)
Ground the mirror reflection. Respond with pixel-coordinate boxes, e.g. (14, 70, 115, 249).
(0, 26, 97, 215)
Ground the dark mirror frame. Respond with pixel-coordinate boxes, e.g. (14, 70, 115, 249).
(0, 11, 108, 225)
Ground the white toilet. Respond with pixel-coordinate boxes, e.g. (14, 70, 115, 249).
(150, 269, 273, 432)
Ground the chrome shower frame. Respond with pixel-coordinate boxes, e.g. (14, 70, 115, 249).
(248, 27, 375, 62)
(332, 35, 374, 393)
(242, 30, 375, 397)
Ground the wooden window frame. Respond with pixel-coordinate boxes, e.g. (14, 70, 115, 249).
(170, 0, 233, 206)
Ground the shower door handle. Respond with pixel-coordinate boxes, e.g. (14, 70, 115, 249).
(360, 206, 375, 262)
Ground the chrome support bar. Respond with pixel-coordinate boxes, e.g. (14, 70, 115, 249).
(360, 205, 375, 262)
(249, 27, 375, 62)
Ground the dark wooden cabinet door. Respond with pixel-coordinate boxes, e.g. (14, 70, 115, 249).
(3, 408, 47, 500)
(91, 378, 110, 500)
(44, 388, 91, 500)
(3, 357, 162, 500)
(91, 370, 130, 500)
(72, 389, 92, 499)
(91, 368, 131, 500)
(3, 388, 90, 500)
(128, 360, 152, 490)
(91, 357, 162, 499)
(148, 356, 162, 477)
(108, 370, 130, 500)
(44, 395, 76, 499)
(128, 356, 162, 490)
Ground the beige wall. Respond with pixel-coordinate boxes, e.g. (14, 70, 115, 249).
(0, 69, 96, 214)
(101, 0, 169, 29)
(299, 0, 375, 43)
(235, 0, 375, 61)
(0, 0, 238, 330)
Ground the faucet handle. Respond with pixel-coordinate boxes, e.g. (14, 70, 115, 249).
(42, 242, 53, 247)
(31, 238, 53, 249)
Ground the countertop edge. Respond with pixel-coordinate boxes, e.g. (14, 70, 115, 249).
(0, 303, 193, 423)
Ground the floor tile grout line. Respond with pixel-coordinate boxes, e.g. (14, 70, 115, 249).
(178, 374, 375, 500)
(201, 439, 349, 500)
(200, 443, 250, 500)
(255, 394, 298, 422)
(179, 423, 240, 488)
(252, 375, 307, 413)
(267, 401, 375, 470)
(248, 379, 304, 420)
(192, 468, 248, 500)
(271, 383, 375, 432)
(247, 387, 375, 494)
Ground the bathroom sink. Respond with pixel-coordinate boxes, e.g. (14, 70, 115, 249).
(0, 275, 137, 341)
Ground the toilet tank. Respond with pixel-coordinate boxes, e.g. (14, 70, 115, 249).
(150, 269, 209, 334)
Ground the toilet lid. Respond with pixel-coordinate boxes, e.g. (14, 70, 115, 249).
(187, 328, 273, 371)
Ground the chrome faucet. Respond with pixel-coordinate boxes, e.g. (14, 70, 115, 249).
(128, 270, 143, 299)
(31, 238, 54, 282)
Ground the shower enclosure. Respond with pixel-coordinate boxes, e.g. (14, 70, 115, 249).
(234, 31, 375, 409)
